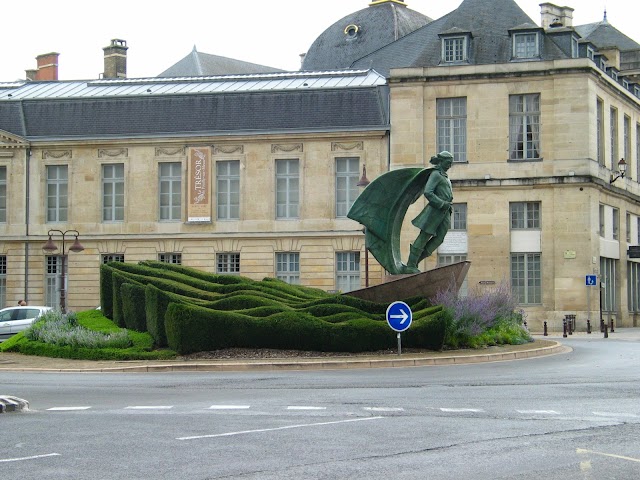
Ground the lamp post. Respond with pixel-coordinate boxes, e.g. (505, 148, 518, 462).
(357, 165, 370, 287)
(610, 158, 627, 184)
(42, 229, 84, 314)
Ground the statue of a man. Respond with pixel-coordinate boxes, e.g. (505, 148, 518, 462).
(403, 151, 454, 273)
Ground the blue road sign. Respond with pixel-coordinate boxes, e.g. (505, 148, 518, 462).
(586, 275, 597, 286)
(386, 301, 413, 332)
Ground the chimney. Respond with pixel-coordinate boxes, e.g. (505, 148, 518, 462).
(28, 52, 60, 81)
(103, 39, 128, 79)
(540, 3, 574, 29)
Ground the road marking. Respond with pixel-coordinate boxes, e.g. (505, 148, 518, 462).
(364, 407, 404, 412)
(0, 453, 61, 463)
(516, 409, 560, 415)
(47, 407, 91, 411)
(287, 406, 327, 410)
(577, 448, 640, 463)
(592, 411, 639, 418)
(177, 416, 384, 441)
(208, 405, 251, 410)
(440, 408, 484, 413)
(125, 406, 173, 410)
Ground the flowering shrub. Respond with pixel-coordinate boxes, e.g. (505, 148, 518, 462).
(432, 281, 531, 348)
(26, 310, 132, 349)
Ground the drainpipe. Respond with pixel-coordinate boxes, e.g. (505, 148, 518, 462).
(23, 147, 31, 302)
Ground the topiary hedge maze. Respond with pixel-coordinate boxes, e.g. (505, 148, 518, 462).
(100, 261, 447, 354)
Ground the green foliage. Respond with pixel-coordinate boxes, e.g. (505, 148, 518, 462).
(121, 283, 147, 331)
(100, 264, 116, 318)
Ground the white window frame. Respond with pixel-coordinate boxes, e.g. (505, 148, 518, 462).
(45, 255, 62, 309)
(612, 207, 620, 241)
(597, 98, 605, 165)
(437, 97, 467, 162)
(571, 36, 579, 58)
(217, 252, 240, 274)
(513, 32, 539, 59)
(216, 160, 240, 220)
(46, 165, 68, 223)
(509, 94, 541, 160)
(510, 202, 541, 230)
(159, 162, 182, 221)
(442, 36, 467, 63)
(0, 255, 6, 307)
(275, 159, 299, 219)
(0, 166, 6, 223)
(599, 204, 606, 237)
(511, 252, 541, 305)
(610, 107, 618, 167)
(623, 115, 631, 168)
(628, 262, 640, 313)
(158, 253, 182, 264)
(335, 157, 359, 218)
(587, 46, 595, 60)
(102, 164, 124, 222)
(276, 252, 300, 285)
(451, 203, 467, 230)
(336, 251, 360, 293)
(600, 257, 617, 312)
(438, 254, 468, 297)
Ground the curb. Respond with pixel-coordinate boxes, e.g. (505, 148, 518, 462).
(0, 341, 567, 373)
(0, 396, 29, 414)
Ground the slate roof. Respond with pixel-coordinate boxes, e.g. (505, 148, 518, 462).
(351, 0, 568, 76)
(301, 0, 431, 71)
(158, 46, 285, 77)
(575, 20, 640, 52)
(0, 71, 389, 141)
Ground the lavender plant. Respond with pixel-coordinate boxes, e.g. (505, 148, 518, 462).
(26, 310, 132, 349)
(432, 281, 529, 348)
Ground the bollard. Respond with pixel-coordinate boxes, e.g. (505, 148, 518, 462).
(587, 319, 591, 334)
(567, 317, 573, 335)
(604, 323, 608, 338)
(563, 319, 567, 338)
(543, 321, 548, 336)
(610, 318, 615, 333)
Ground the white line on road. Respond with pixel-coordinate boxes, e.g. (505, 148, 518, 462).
(363, 407, 404, 412)
(577, 448, 640, 463)
(125, 406, 173, 410)
(208, 405, 251, 410)
(516, 410, 561, 415)
(440, 408, 484, 413)
(0, 453, 61, 463)
(592, 411, 639, 418)
(177, 416, 384, 440)
(47, 407, 91, 411)
(287, 406, 327, 410)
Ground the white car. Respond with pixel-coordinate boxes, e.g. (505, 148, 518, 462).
(0, 306, 52, 342)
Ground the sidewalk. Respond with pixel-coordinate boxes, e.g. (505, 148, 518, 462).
(0, 338, 567, 374)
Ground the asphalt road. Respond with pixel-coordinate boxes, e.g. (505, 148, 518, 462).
(1, 335, 639, 479)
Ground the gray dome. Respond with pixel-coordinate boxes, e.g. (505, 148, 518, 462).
(301, 0, 431, 71)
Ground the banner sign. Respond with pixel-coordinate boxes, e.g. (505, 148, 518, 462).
(187, 147, 211, 222)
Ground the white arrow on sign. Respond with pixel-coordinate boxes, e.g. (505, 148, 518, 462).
(390, 309, 409, 324)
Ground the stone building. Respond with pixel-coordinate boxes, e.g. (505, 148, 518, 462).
(1, 0, 639, 330)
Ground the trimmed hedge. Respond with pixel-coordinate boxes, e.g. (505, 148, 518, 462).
(121, 283, 147, 331)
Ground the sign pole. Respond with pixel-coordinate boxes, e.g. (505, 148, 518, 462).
(397, 333, 402, 356)
(386, 301, 413, 356)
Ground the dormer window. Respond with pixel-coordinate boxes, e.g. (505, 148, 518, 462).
(599, 58, 606, 71)
(571, 36, 579, 58)
(438, 29, 471, 65)
(586, 46, 595, 60)
(513, 32, 539, 58)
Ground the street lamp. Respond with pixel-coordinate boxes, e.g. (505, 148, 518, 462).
(610, 158, 627, 184)
(357, 165, 370, 287)
(42, 229, 84, 313)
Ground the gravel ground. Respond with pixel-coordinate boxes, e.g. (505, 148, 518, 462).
(178, 347, 434, 360)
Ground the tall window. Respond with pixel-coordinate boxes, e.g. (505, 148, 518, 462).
(437, 98, 467, 162)
(276, 252, 300, 284)
(511, 253, 541, 304)
(336, 251, 360, 293)
(438, 254, 468, 297)
(0, 166, 6, 223)
(513, 33, 538, 58)
(627, 213, 632, 243)
(612, 208, 620, 241)
(335, 157, 359, 217)
(101, 254, 125, 264)
(599, 204, 605, 237)
(571, 36, 579, 58)
(216, 161, 240, 220)
(624, 115, 631, 168)
(46, 165, 68, 222)
(217, 253, 240, 274)
(0, 255, 6, 307)
(159, 162, 181, 221)
(636, 123, 640, 181)
(158, 253, 182, 264)
(509, 94, 540, 160)
(451, 203, 467, 230)
(610, 107, 618, 167)
(628, 262, 640, 312)
(45, 256, 62, 308)
(275, 159, 299, 219)
(442, 37, 466, 63)
(597, 98, 604, 165)
(510, 202, 540, 229)
(102, 164, 124, 222)
(600, 257, 616, 312)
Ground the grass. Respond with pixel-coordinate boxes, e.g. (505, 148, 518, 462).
(0, 309, 176, 361)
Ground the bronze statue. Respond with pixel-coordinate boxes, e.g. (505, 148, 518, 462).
(347, 151, 454, 275)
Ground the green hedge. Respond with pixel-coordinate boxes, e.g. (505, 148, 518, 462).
(121, 283, 147, 331)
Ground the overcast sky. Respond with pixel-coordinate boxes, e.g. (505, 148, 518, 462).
(2, 0, 638, 81)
